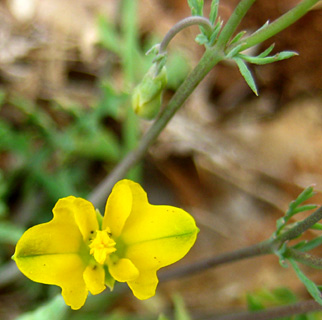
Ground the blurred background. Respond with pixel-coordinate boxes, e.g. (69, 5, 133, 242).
(0, 0, 321, 319)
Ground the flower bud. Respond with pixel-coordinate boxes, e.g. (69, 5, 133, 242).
(132, 64, 167, 120)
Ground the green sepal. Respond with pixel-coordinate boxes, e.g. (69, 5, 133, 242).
(132, 64, 167, 120)
(95, 209, 103, 229)
(233, 57, 258, 95)
(104, 265, 115, 291)
(289, 258, 322, 306)
(209, 0, 219, 25)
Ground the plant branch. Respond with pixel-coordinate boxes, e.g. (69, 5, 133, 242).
(286, 248, 322, 270)
(159, 239, 273, 282)
(216, 0, 256, 49)
(159, 16, 213, 54)
(276, 206, 322, 243)
(89, 48, 224, 207)
(208, 299, 322, 320)
(234, 0, 320, 52)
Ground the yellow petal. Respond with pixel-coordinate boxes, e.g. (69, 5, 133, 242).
(15, 252, 88, 310)
(83, 265, 106, 295)
(127, 269, 158, 300)
(102, 180, 133, 237)
(15, 197, 84, 258)
(108, 258, 139, 282)
(14, 196, 91, 310)
(72, 197, 99, 242)
(122, 204, 198, 270)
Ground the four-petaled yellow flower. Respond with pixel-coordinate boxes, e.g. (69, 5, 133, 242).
(13, 179, 199, 310)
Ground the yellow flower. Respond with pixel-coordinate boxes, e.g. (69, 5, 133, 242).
(13, 179, 199, 310)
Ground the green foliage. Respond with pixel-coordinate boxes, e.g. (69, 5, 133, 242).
(15, 295, 68, 320)
(209, 0, 220, 25)
(187, 0, 204, 16)
(233, 57, 258, 96)
(247, 287, 322, 319)
(275, 186, 317, 236)
(289, 259, 322, 308)
(173, 295, 192, 320)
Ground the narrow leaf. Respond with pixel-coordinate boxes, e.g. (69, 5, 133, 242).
(226, 44, 243, 58)
(239, 51, 298, 65)
(293, 186, 316, 207)
(289, 259, 322, 306)
(311, 223, 322, 231)
(292, 204, 318, 215)
(209, 0, 219, 24)
(229, 31, 247, 45)
(234, 57, 258, 95)
(258, 44, 275, 58)
(209, 20, 223, 46)
(187, 0, 204, 16)
(296, 236, 322, 252)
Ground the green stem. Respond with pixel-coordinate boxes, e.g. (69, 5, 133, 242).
(235, 0, 320, 52)
(120, 0, 141, 181)
(159, 16, 213, 54)
(216, 0, 256, 49)
(89, 48, 224, 207)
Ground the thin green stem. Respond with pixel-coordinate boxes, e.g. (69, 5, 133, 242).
(89, 48, 224, 207)
(216, 0, 256, 49)
(159, 16, 213, 54)
(234, 0, 320, 52)
(210, 299, 322, 320)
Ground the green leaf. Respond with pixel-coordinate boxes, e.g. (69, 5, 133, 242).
(226, 44, 243, 59)
(97, 14, 120, 53)
(292, 204, 318, 215)
(158, 315, 170, 320)
(289, 259, 322, 306)
(311, 223, 322, 231)
(239, 51, 298, 65)
(187, 0, 204, 16)
(208, 20, 223, 46)
(296, 236, 322, 252)
(209, 0, 219, 24)
(229, 31, 247, 45)
(173, 295, 192, 320)
(258, 44, 275, 58)
(195, 33, 209, 45)
(15, 295, 68, 320)
(233, 57, 258, 95)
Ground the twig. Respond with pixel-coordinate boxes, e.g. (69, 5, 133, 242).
(208, 299, 322, 320)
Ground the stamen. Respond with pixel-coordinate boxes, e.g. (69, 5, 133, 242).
(89, 229, 116, 264)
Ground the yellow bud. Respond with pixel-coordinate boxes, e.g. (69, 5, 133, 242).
(132, 65, 167, 120)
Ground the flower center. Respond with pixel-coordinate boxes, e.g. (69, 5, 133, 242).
(89, 229, 116, 264)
